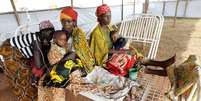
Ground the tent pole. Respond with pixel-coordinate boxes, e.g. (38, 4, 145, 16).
(184, 0, 189, 17)
(162, 1, 166, 15)
(10, 0, 21, 26)
(121, 0, 124, 21)
(133, 0, 135, 14)
(144, 0, 149, 13)
(71, 0, 73, 7)
(173, 0, 180, 27)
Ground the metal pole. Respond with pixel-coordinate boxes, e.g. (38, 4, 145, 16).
(121, 0, 123, 21)
(162, 1, 166, 15)
(71, 0, 73, 7)
(10, 0, 21, 26)
(173, 0, 180, 27)
(133, 0, 135, 14)
(184, 0, 189, 17)
(144, 0, 149, 13)
(102, 0, 104, 4)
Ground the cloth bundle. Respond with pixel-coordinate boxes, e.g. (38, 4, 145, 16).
(106, 50, 137, 76)
(67, 66, 140, 100)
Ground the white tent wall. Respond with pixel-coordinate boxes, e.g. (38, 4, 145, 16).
(187, 0, 201, 18)
(0, 14, 18, 33)
(0, 14, 19, 45)
(148, 0, 201, 18)
(148, 2, 164, 15)
(0, 4, 138, 45)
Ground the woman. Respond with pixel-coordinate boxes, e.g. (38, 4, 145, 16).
(89, 4, 176, 76)
(59, 7, 95, 73)
(0, 20, 55, 101)
(89, 4, 115, 66)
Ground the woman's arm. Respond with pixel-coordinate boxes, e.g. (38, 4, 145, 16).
(32, 40, 44, 68)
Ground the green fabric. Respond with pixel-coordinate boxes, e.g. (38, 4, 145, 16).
(129, 68, 138, 80)
(89, 24, 114, 65)
(72, 27, 95, 72)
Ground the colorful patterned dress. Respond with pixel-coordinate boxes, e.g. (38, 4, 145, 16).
(72, 27, 95, 72)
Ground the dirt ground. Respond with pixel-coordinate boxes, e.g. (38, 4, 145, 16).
(0, 18, 201, 101)
(139, 18, 201, 101)
(158, 18, 201, 64)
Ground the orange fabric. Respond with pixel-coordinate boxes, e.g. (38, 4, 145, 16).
(96, 4, 111, 16)
(60, 7, 78, 21)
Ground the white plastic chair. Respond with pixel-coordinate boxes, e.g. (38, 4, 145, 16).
(119, 14, 164, 59)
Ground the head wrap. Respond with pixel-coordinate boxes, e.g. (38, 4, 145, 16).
(39, 20, 54, 30)
(96, 4, 111, 17)
(60, 7, 78, 21)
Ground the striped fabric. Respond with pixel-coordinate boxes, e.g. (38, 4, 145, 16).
(10, 33, 37, 58)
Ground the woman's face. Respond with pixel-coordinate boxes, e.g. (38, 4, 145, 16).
(39, 28, 54, 46)
(98, 11, 111, 26)
(61, 19, 74, 32)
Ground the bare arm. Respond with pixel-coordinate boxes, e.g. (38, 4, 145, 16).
(32, 40, 44, 68)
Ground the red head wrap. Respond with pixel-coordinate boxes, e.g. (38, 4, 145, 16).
(60, 7, 78, 21)
(96, 4, 111, 17)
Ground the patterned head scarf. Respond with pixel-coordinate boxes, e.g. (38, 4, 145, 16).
(96, 4, 111, 17)
(60, 7, 78, 21)
(39, 20, 54, 30)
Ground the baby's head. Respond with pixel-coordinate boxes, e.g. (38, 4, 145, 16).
(53, 30, 67, 47)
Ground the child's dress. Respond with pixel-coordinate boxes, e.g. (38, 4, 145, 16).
(48, 42, 67, 65)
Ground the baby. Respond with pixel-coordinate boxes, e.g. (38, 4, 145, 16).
(110, 30, 127, 50)
(48, 30, 68, 65)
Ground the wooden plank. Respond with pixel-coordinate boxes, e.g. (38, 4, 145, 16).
(65, 90, 92, 101)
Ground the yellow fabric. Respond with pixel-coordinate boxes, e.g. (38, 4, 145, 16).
(72, 27, 95, 72)
(60, 13, 72, 21)
(75, 59, 84, 68)
(89, 24, 114, 65)
(50, 59, 82, 83)
(50, 67, 65, 83)
(64, 60, 75, 69)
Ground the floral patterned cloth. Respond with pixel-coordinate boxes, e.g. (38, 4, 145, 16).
(48, 42, 67, 65)
(38, 86, 65, 101)
(0, 40, 37, 101)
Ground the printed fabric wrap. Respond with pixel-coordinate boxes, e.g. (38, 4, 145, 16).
(89, 24, 114, 65)
(106, 50, 137, 76)
(72, 27, 95, 73)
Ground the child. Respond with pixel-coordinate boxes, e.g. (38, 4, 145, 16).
(110, 27, 127, 50)
(45, 30, 86, 88)
(48, 30, 68, 65)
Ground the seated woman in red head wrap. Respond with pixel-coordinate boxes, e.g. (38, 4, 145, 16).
(59, 7, 95, 73)
(89, 4, 176, 76)
(89, 4, 122, 66)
